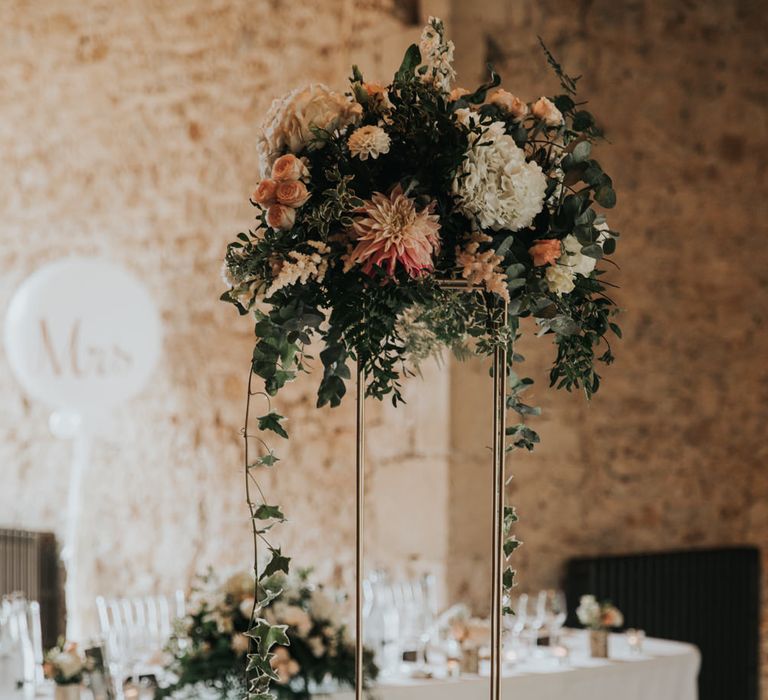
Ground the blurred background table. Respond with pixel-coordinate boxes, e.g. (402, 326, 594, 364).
(331, 632, 700, 700)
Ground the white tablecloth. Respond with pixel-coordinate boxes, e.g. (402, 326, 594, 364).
(331, 631, 700, 700)
(1, 631, 700, 700)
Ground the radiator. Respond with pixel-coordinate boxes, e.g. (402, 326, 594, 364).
(0, 528, 61, 648)
(565, 547, 760, 700)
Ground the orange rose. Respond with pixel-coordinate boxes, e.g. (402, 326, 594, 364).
(271, 154, 307, 182)
(276, 180, 310, 208)
(266, 204, 296, 231)
(529, 239, 562, 267)
(253, 179, 278, 206)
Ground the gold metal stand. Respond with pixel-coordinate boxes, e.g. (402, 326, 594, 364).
(354, 282, 508, 700)
(355, 361, 366, 700)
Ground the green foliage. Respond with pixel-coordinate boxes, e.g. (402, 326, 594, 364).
(220, 23, 624, 697)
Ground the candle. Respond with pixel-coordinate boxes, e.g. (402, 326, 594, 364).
(626, 628, 645, 654)
(551, 644, 569, 666)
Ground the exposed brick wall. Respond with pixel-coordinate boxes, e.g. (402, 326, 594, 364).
(448, 0, 768, 694)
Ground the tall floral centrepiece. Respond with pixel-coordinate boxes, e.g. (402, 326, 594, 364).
(222, 17, 621, 699)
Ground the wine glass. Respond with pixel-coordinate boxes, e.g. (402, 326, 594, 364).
(537, 589, 567, 646)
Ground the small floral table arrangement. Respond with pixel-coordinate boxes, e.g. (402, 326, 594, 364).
(576, 595, 624, 658)
(158, 570, 377, 699)
(44, 640, 86, 700)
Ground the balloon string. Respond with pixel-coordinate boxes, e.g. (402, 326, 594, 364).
(63, 429, 89, 641)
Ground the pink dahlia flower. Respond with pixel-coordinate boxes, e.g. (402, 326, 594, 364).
(345, 185, 440, 278)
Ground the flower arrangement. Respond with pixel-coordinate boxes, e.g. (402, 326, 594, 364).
(576, 595, 624, 630)
(158, 571, 376, 699)
(44, 640, 85, 685)
(221, 16, 621, 698)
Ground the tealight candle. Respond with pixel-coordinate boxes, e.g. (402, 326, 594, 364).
(551, 644, 569, 666)
(626, 628, 645, 654)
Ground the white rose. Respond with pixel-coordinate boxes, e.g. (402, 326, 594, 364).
(559, 235, 597, 277)
(576, 595, 601, 627)
(532, 96, 563, 126)
(546, 265, 575, 295)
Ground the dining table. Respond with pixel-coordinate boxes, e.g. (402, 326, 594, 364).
(330, 630, 700, 700)
(0, 630, 700, 700)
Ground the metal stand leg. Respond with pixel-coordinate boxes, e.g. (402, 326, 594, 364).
(355, 361, 365, 700)
(490, 326, 508, 699)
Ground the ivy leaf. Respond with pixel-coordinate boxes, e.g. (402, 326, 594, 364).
(260, 547, 290, 580)
(251, 452, 279, 468)
(257, 412, 288, 439)
(253, 504, 285, 521)
(246, 652, 280, 681)
(503, 567, 516, 589)
(250, 588, 283, 616)
(247, 619, 290, 652)
(504, 537, 521, 557)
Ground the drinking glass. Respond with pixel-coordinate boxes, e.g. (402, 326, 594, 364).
(537, 589, 567, 646)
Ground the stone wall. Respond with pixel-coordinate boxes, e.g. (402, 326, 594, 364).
(0, 0, 452, 635)
(447, 0, 768, 693)
(1, 0, 766, 692)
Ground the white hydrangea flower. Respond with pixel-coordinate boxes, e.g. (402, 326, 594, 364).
(256, 84, 362, 177)
(347, 125, 391, 160)
(452, 121, 547, 231)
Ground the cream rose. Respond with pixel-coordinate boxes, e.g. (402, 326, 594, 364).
(266, 204, 296, 231)
(489, 89, 529, 120)
(276, 180, 310, 208)
(271, 154, 308, 182)
(253, 179, 278, 206)
(545, 264, 575, 295)
(532, 96, 563, 126)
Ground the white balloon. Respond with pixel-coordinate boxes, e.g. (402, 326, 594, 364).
(4, 257, 162, 414)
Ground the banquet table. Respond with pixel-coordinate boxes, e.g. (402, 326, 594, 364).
(330, 631, 700, 700)
(0, 631, 700, 700)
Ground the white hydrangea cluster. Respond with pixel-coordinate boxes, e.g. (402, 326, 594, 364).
(256, 84, 362, 177)
(418, 16, 456, 92)
(266, 240, 331, 296)
(452, 120, 547, 232)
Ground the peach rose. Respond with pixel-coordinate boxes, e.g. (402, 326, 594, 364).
(489, 89, 529, 120)
(529, 239, 562, 267)
(276, 180, 310, 208)
(363, 82, 393, 110)
(271, 153, 308, 182)
(532, 96, 563, 126)
(266, 204, 296, 231)
(449, 87, 471, 101)
(253, 179, 278, 206)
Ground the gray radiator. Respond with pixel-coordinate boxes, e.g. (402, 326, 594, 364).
(0, 528, 61, 648)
